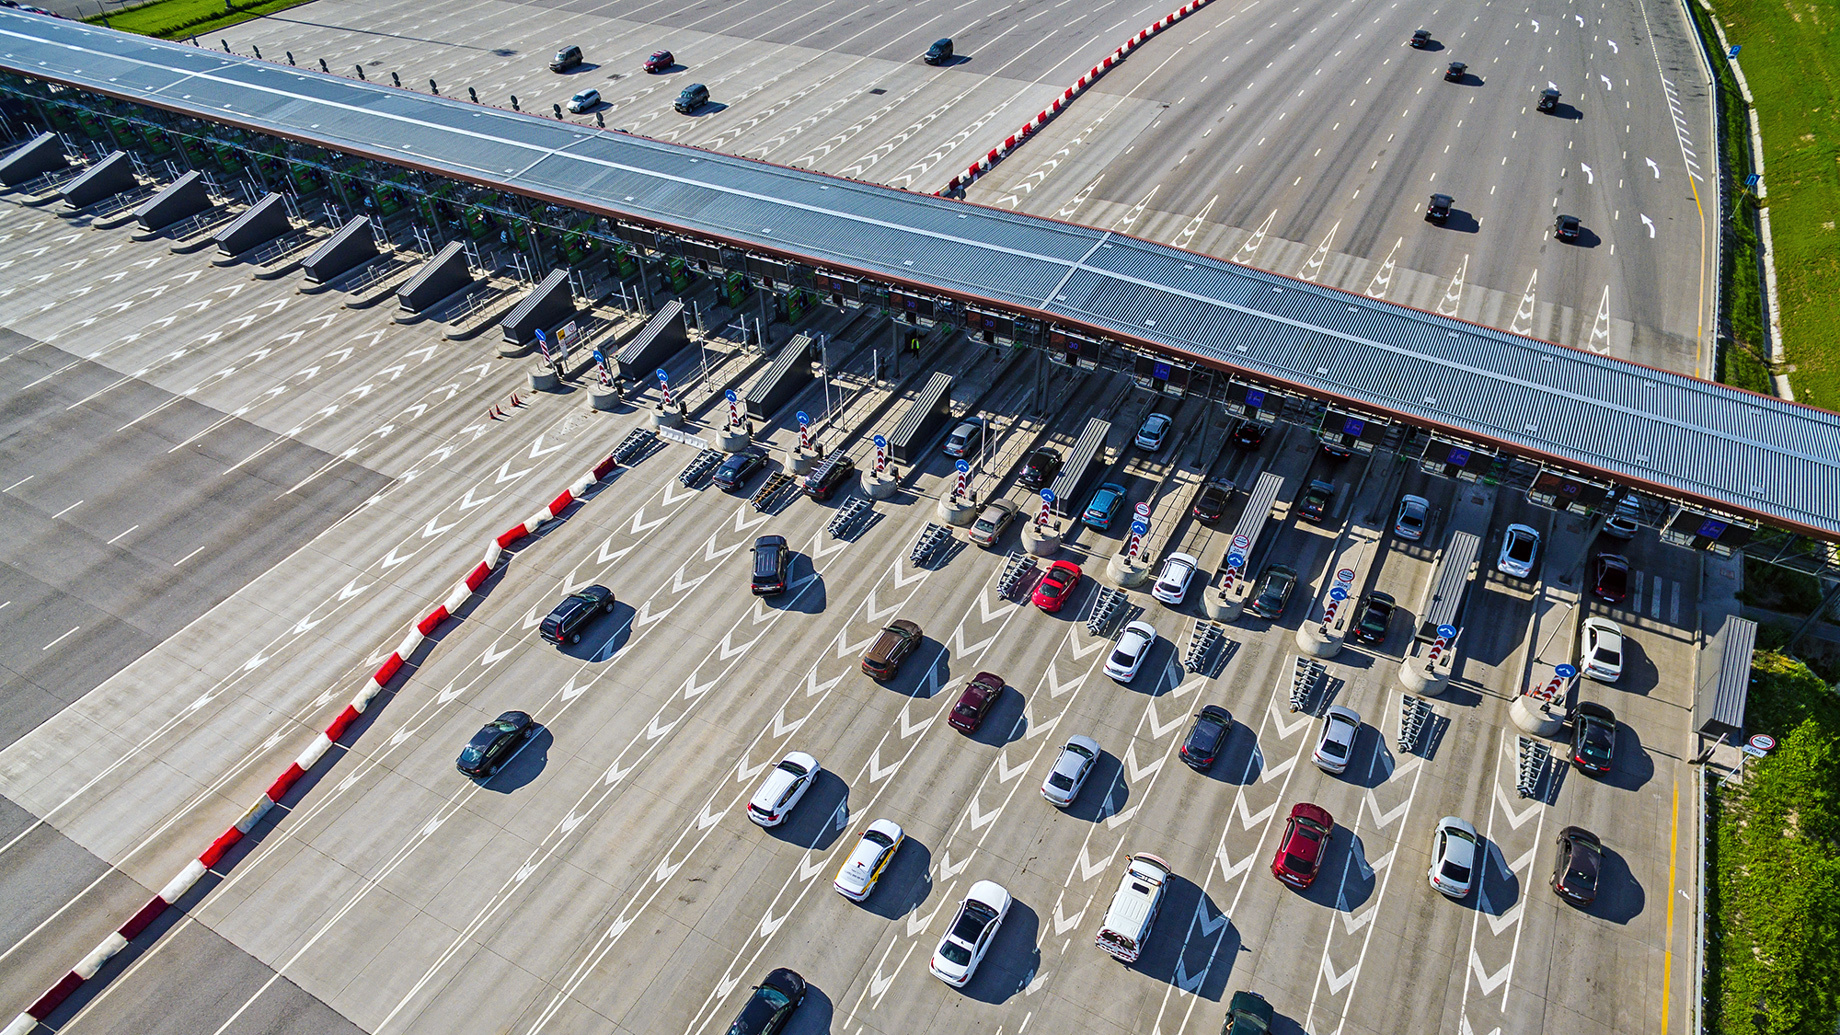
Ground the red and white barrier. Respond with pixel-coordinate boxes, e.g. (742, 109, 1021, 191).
(940, 0, 1217, 195)
(1, 446, 628, 1035)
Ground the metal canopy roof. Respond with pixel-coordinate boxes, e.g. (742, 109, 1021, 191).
(5, 11, 1839, 537)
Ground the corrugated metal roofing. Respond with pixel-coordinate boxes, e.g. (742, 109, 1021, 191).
(4, 11, 1839, 535)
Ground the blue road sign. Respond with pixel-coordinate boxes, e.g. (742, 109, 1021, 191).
(1040, 488, 1055, 503)
(873, 434, 887, 448)
(655, 367, 669, 382)
(1745, 172, 1760, 188)
(1329, 587, 1348, 602)
(954, 459, 970, 473)
(1226, 552, 1245, 569)
(1130, 520, 1150, 536)
(725, 389, 738, 402)
(534, 328, 547, 343)
(796, 410, 810, 425)
(1727, 44, 1740, 58)
(1555, 663, 1578, 679)
(1437, 624, 1458, 640)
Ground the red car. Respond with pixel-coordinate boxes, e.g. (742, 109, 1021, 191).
(1271, 803, 1334, 889)
(1032, 560, 1082, 613)
(1591, 553, 1629, 604)
(644, 50, 673, 73)
(947, 672, 1004, 733)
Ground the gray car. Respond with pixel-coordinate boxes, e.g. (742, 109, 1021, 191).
(968, 499, 1018, 547)
(1041, 734, 1100, 806)
(1245, 564, 1296, 620)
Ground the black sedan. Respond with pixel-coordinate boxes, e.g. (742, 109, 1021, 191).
(1019, 447, 1062, 489)
(1550, 826, 1603, 906)
(1352, 592, 1395, 645)
(1444, 61, 1467, 82)
(1231, 421, 1265, 449)
(1570, 702, 1616, 775)
(457, 711, 536, 778)
(1180, 705, 1233, 770)
(1426, 192, 1453, 223)
(1193, 482, 1231, 524)
(727, 967, 806, 1035)
(713, 450, 768, 491)
(1555, 213, 1582, 242)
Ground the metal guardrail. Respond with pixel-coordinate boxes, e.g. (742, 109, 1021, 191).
(828, 497, 870, 539)
(1184, 623, 1224, 673)
(611, 427, 657, 465)
(996, 552, 1033, 599)
(909, 522, 952, 567)
(1086, 585, 1126, 638)
(1289, 656, 1324, 713)
(1398, 694, 1434, 753)
(750, 471, 794, 512)
(1517, 736, 1552, 800)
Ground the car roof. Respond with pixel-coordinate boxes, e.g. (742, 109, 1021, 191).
(1165, 552, 1198, 567)
(1198, 704, 1231, 723)
(1324, 705, 1361, 726)
(756, 534, 786, 547)
(1582, 616, 1622, 636)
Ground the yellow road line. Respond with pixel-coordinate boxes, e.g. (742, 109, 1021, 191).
(1661, 776, 1681, 1031)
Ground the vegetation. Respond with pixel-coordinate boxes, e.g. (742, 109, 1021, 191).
(1707, 652, 1840, 1034)
(1697, 0, 1840, 408)
(1738, 555, 1826, 615)
(87, 0, 318, 41)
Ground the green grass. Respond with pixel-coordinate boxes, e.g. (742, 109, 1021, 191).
(87, 0, 318, 41)
(1699, 0, 1840, 409)
(1707, 651, 1840, 1035)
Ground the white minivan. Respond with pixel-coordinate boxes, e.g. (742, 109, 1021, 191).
(1094, 852, 1171, 963)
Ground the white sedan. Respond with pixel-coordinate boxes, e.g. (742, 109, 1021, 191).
(1104, 620, 1157, 683)
(1579, 617, 1624, 682)
(1427, 816, 1480, 898)
(746, 751, 819, 827)
(1497, 523, 1541, 578)
(834, 819, 904, 901)
(1311, 705, 1361, 774)
(1151, 552, 1199, 606)
(929, 880, 1011, 987)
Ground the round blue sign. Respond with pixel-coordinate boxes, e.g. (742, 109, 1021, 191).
(1329, 587, 1348, 602)
(1130, 519, 1150, 535)
(655, 368, 669, 381)
(796, 411, 809, 425)
(1437, 624, 1457, 640)
(725, 389, 737, 402)
(954, 459, 970, 473)
(1226, 552, 1245, 569)
(1040, 489, 1055, 503)
(1555, 663, 1578, 679)
(873, 434, 886, 448)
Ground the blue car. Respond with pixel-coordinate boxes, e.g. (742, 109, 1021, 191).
(1083, 483, 1127, 530)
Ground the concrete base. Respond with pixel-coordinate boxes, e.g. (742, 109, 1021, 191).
(527, 363, 559, 392)
(1021, 526, 1061, 558)
(937, 497, 977, 527)
(790, 449, 818, 474)
(1510, 695, 1566, 736)
(1107, 554, 1151, 589)
(497, 338, 533, 358)
(588, 385, 621, 412)
(1204, 588, 1243, 622)
(652, 405, 684, 428)
(1398, 657, 1450, 697)
(719, 429, 752, 452)
(865, 472, 899, 500)
(1296, 624, 1344, 659)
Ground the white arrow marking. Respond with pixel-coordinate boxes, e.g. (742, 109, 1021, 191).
(867, 749, 898, 783)
(1640, 213, 1656, 238)
(1646, 157, 1660, 178)
(939, 850, 973, 881)
(1076, 844, 1115, 882)
(1125, 745, 1163, 782)
(1580, 162, 1594, 184)
(1053, 898, 1086, 935)
(1492, 783, 1544, 828)
(1600, 73, 1613, 91)
(966, 797, 1000, 830)
(1470, 948, 1514, 995)
(1146, 701, 1186, 739)
(1322, 954, 1360, 994)
(1608, 38, 1619, 53)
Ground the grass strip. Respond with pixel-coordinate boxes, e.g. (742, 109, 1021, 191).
(87, 0, 317, 41)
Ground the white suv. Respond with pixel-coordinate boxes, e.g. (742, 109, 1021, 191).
(1151, 552, 1198, 605)
(1497, 524, 1541, 578)
(747, 751, 819, 827)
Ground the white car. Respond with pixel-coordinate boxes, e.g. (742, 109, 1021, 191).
(1135, 412, 1172, 450)
(1151, 552, 1199, 606)
(1602, 495, 1643, 539)
(565, 88, 600, 113)
(929, 880, 1011, 987)
(834, 819, 904, 901)
(1394, 495, 1430, 541)
(1105, 620, 1157, 683)
(1427, 816, 1480, 898)
(943, 417, 985, 458)
(1579, 617, 1624, 682)
(1311, 705, 1362, 774)
(746, 751, 820, 827)
(1041, 734, 1100, 806)
(1497, 523, 1541, 578)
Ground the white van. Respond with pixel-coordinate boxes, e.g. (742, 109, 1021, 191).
(1094, 852, 1171, 963)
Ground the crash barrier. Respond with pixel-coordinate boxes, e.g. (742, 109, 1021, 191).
(1219, 472, 1285, 591)
(828, 497, 871, 539)
(58, 150, 135, 208)
(0, 131, 67, 186)
(501, 267, 574, 346)
(397, 239, 474, 313)
(134, 169, 211, 232)
(1694, 614, 1757, 740)
(1415, 531, 1479, 642)
(909, 522, 952, 566)
(1184, 622, 1224, 673)
(996, 552, 1034, 599)
(678, 447, 725, 487)
(213, 191, 290, 256)
(302, 214, 379, 284)
(746, 332, 815, 421)
(615, 297, 688, 381)
(1398, 694, 1434, 753)
(1047, 417, 1111, 518)
(1516, 736, 1552, 799)
(1289, 656, 1324, 713)
(0, 441, 637, 1035)
(751, 471, 795, 512)
(940, 0, 1218, 195)
(1087, 585, 1127, 637)
(886, 371, 954, 465)
(611, 427, 659, 466)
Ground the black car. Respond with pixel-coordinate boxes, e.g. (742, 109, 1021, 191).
(802, 453, 855, 501)
(1193, 482, 1231, 524)
(549, 44, 582, 72)
(1538, 86, 1561, 112)
(726, 967, 806, 1035)
(1555, 213, 1581, 242)
(1426, 192, 1453, 224)
(675, 82, 709, 114)
(924, 38, 954, 65)
(713, 450, 767, 491)
(1570, 701, 1616, 775)
(1444, 61, 1467, 82)
(1231, 421, 1265, 449)
(1299, 479, 1334, 523)
(1409, 28, 1432, 47)
(751, 535, 790, 596)
(1019, 447, 1062, 489)
(539, 585, 613, 645)
(1245, 564, 1296, 620)
(456, 710, 535, 778)
(1318, 438, 1353, 460)
(1352, 592, 1395, 645)
(1550, 826, 1603, 906)
(1180, 705, 1233, 770)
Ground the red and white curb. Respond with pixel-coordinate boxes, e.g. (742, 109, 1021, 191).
(1, 451, 626, 1035)
(940, 0, 1215, 195)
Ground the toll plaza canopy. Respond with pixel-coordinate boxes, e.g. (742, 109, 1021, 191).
(5, 11, 1839, 537)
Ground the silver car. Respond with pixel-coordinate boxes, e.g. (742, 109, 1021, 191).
(566, 88, 600, 112)
(1041, 734, 1100, 806)
(1151, 552, 1199, 606)
(1310, 706, 1361, 774)
(1428, 816, 1480, 898)
(1394, 494, 1430, 541)
(1105, 620, 1157, 683)
(967, 499, 1018, 547)
(1498, 523, 1541, 578)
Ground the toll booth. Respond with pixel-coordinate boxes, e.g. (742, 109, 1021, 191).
(1694, 615, 1756, 740)
(616, 299, 688, 381)
(746, 333, 814, 421)
(1222, 471, 1285, 577)
(58, 150, 135, 208)
(886, 372, 953, 465)
(213, 192, 290, 256)
(397, 240, 475, 314)
(1414, 531, 1480, 642)
(501, 268, 575, 345)
(1046, 418, 1111, 518)
(134, 169, 210, 232)
(301, 215, 379, 283)
(0, 132, 67, 185)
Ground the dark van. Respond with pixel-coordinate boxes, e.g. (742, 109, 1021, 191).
(549, 45, 583, 72)
(924, 38, 953, 65)
(675, 83, 709, 114)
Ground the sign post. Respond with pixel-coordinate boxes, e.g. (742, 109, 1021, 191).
(1127, 518, 1150, 562)
(656, 367, 673, 411)
(952, 459, 970, 501)
(1037, 488, 1055, 529)
(725, 389, 740, 430)
(796, 410, 811, 452)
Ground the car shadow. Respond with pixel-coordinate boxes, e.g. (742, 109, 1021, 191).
(1465, 838, 1520, 915)
(1546, 101, 1584, 120)
(884, 642, 946, 698)
(768, 561, 825, 614)
(578, 602, 633, 661)
(1126, 640, 1180, 695)
(1444, 71, 1484, 86)
(1205, 720, 1259, 786)
(961, 900, 1039, 1003)
(1610, 636, 1658, 695)
(561, 62, 601, 75)
(1603, 723, 1655, 792)
(1439, 208, 1482, 233)
(861, 837, 932, 921)
(1311, 830, 1377, 912)
(969, 686, 1027, 746)
(1094, 765, 1134, 823)
(1563, 225, 1603, 248)
(781, 983, 833, 1035)
(1130, 875, 1235, 998)
(683, 101, 730, 117)
(1063, 751, 1124, 822)
(769, 770, 849, 851)
(1590, 843, 1646, 924)
(1344, 726, 1393, 789)
(482, 725, 551, 793)
(1414, 39, 1446, 52)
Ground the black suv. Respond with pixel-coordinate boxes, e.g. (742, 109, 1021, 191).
(1555, 214, 1581, 242)
(1193, 482, 1231, 524)
(1426, 193, 1453, 224)
(803, 452, 855, 501)
(675, 83, 709, 114)
(713, 450, 767, 491)
(457, 710, 535, 778)
(539, 585, 613, 645)
(924, 38, 953, 65)
(1352, 592, 1395, 645)
(1444, 61, 1467, 82)
(1231, 421, 1265, 449)
(1018, 447, 1061, 488)
(549, 45, 583, 72)
(1299, 479, 1334, 523)
(751, 535, 790, 596)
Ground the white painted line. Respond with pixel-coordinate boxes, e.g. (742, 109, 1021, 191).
(173, 545, 207, 568)
(107, 524, 139, 545)
(3, 475, 30, 492)
(42, 626, 79, 651)
(50, 500, 84, 520)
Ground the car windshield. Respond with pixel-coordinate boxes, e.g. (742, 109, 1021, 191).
(1048, 772, 1075, 790)
(777, 759, 808, 776)
(975, 518, 998, 532)
(1065, 742, 1095, 760)
(728, 989, 786, 1034)
(1509, 535, 1535, 560)
(862, 830, 893, 848)
(1583, 726, 1613, 754)
(937, 941, 972, 966)
(954, 703, 979, 719)
(1441, 858, 1472, 882)
(1319, 737, 1348, 758)
(1039, 580, 1063, 598)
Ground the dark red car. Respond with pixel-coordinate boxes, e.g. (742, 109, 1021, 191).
(947, 672, 1004, 733)
(1271, 803, 1334, 889)
(644, 50, 673, 73)
(1591, 553, 1629, 604)
(1032, 560, 1082, 613)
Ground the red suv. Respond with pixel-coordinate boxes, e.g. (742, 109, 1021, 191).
(947, 672, 1004, 733)
(644, 50, 673, 73)
(1271, 803, 1334, 889)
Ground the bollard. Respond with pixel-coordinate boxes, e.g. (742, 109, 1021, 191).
(221, 39, 231, 53)
(553, 103, 563, 119)
(320, 58, 329, 73)
(430, 79, 440, 95)
(468, 87, 478, 103)
(355, 65, 366, 80)
(510, 95, 520, 111)
(286, 51, 295, 65)
(391, 71, 401, 87)
(251, 44, 261, 59)
(596, 112, 605, 128)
